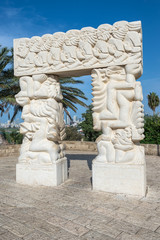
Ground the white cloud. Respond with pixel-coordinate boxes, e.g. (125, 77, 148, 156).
(0, 5, 62, 48)
(1, 6, 22, 17)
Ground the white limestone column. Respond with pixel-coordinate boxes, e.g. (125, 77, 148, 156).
(15, 74, 68, 186)
(91, 65, 146, 196)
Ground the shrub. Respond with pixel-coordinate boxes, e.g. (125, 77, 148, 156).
(80, 105, 102, 141)
(141, 115, 160, 144)
(0, 128, 23, 144)
(65, 126, 82, 141)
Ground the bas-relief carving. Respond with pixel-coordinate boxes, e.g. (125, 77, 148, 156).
(14, 21, 142, 77)
(14, 19, 145, 190)
(91, 65, 145, 164)
(15, 74, 66, 165)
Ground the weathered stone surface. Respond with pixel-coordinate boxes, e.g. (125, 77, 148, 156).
(136, 227, 160, 240)
(14, 20, 145, 192)
(1, 142, 159, 158)
(14, 73, 67, 186)
(93, 161, 146, 196)
(14, 21, 142, 77)
(16, 158, 67, 186)
(0, 154, 159, 239)
(82, 230, 115, 240)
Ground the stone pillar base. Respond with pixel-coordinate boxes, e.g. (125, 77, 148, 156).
(16, 157, 68, 187)
(92, 161, 146, 196)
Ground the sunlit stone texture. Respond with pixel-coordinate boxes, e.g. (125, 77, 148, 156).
(14, 20, 146, 194)
(14, 21, 142, 77)
(15, 74, 67, 186)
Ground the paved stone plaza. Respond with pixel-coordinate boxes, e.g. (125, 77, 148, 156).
(0, 153, 159, 239)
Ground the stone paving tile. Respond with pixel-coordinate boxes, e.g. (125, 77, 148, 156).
(60, 220, 89, 236)
(131, 205, 159, 218)
(82, 230, 115, 240)
(0, 226, 8, 235)
(25, 218, 60, 235)
(107, 208, 128, 221)
(0, 195, 31, 208)
(107, 219, 140, 235)
(136, 227, 160, 240)
(49, 227, 81, 240)
(116, 207, 150, 221)
(148, 216, 160, 225)
(0, 230, 22, 240)
(0, 190, 45, 206)
(23, 230, 55, 240)
(106, 198, 138, 211)
(124, 214, 160, 231)
(73, 214, 113, 227)
(0, 154, 160, 239)
(155, 225, 160, 233)
(2, 220, 33, 237)
(91, 206, 116, 217)
(139, 201, 159, 210)
(84, 219, 122, 238)
(2, 208, 38, 224)
(0, 213, 20, 226)
(46, 215, 69, 228)
(95, 225, 122, 238)
(24, 207, 57, 220)
(116, 232, 142, 240)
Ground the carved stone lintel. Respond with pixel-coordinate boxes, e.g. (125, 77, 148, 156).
(14, 21, 142, 77)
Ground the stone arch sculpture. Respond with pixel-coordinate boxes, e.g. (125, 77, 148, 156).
(14, 20, 146, 196)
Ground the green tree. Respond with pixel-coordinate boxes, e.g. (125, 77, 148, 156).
(65, 126, 82, 141)
(147, 92, 160, 115)
(0, 46, 88, 121)
(80, 105, 101, 141)
(0, 129, 23, 144)
(0, 76, 88, 121)
(141, 114, 160, 144)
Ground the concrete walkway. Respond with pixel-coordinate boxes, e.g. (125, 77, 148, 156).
(0, 153, 159, 239)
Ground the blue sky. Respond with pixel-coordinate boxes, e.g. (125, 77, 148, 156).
(0, 0, 160, 122)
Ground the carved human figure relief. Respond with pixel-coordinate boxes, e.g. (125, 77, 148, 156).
(14, 21, 142, 77)
(109, 21, 129, 63)
(15, 74, 65, 165)
(14, 20, 145, 192)
(93, 24, 114, 64)
(78, 27, 97, 66)
(37, 34, 53, 70)
(92, 64, 144, 164)
(48, 32, 65, 69)
(61, 30, 81, 68)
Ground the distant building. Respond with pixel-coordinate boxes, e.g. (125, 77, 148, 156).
(66, 114, 71, 126)
(73, 115, 78, 122)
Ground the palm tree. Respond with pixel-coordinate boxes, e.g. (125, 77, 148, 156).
(60, 78, 88, 118)
(0, 46, 14, 118)
(0, 45, 88, 121)
(147, 92, 160, 115)
(0, 76, 88, 121)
